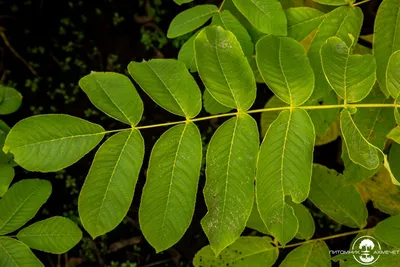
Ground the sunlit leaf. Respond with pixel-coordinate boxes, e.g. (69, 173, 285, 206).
(128, 59, 202, 118)
(78, 72, 143, 126)
(387, 50, 400, 99)
(256, 35, 314, 106)
(256, 108, 315, 245)
(17, 216, 82, 254)
(0, 179, 51, 235)
(202, 113, 259, 254)
(193, 237, 278, 267)
(140, 123, 202, 252)
(79, 129, 144, 239)
(167, 5, 218, 38)
(309, 164, 368, 228)
(0, 237, 43, 267)
(280, 241, 330, 267)
(3, 115, 105, 172)
(195, 26, 256, 111)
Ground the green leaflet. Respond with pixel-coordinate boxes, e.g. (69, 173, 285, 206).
(203, 89, 232, 115)
(280, 241, 330, 267)
(139, 123, 202, 252)
(177, 31, 199, 73)
(79, 129, 144, 239)
(78, 72, 143, 126)
(374, 0, 400, 97)
(202, 113, 259, 255)
(389, 143, 400, 183)
(311, 0, 353, 6)
(256, 108, 315, 245)
(309, 164, 368, 228)
(0, 120, 12, 165)
(384, 153, 400, 186)
(247, 199, 269, 234)
(307, 6, 363, 100)
(287, 198, 315, 240)
(388, 127, 400, 143)
(256, 35, 314, 106)
(0, 85, 22, 115)
(17, 216, 82, 254)
(340, 108, 381, 170)
(195, 26, 256, 111)
(375, 215, 400, 248)
(128, 59, 202, 118)
(0, 237, 43, 267)
(193, 237, 278, 267)
(286, 7, 324, 42)
(167, 5, 218, 38)
(3, 114, 105, 172)
(321, 37, 376, 103)
(231, 0, 287, 35)
(0, 164, 14, 197)
(0, 179, 51, 235)
(260, 96, 287, 137)
(387, 50, 400, 99)
(212, 10, 254, 59)
(173, 0, 193, 5)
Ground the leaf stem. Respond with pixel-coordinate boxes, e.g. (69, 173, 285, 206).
(351, 0, 372, 7)
(277, 228, 373, 249)
(218, 0, 225, 12)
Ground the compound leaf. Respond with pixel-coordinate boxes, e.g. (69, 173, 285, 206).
(280, 241, 330, 267)
(232, 0, 287, 35)
(139, 123, 202, 252)
(256, 35, 314, 106)
(321, 37, 376, 103)
(167, 5, 218, 38)
(3, 115, 105, 172)
(79, 129, 144, 239)
(340, 109, 381, 170)
(78, 72, 143, 126)
(17, 216, 82, 254)
(309, 164, 368, 228)
(202, 113, 259, 255)
(375, 215, 400, 248)
(0, 179, 51, 235)
(387, 50, 400, 99)
(374, 0, 400, 97)
(0, 85, 22, 115)
(193, 237, 278, 267)
(0, 237, 43, 267)
(256, 108, 315, 245)
(195, 26, 256, 111)
(128, 59, 202, 118)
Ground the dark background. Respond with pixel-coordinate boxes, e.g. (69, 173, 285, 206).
(0, 0, 385, 266)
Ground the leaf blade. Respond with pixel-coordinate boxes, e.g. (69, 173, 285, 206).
(0, 237, 43, 267)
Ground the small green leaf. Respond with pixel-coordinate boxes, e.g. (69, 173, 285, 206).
(0, 237, 43, 267)
(177, 31, 199, 73)
(0, 164, 14, 197)
(309, 164, 368, 228)
(173, 0, 193, 5)
(202, 113, 259, 254)
(321, 37, 376, 103)
(286, 7, 324, 41)
(232, 0, 287, 35)
(256, 35, 314, 106)
(387, 50, 400, 99)
(256, 108, 315, 245)
(193, 237, 278, 267)
(78, 72, 143, 126)
(340, 108, 381, 170)
(373, 0, 400, 97)
(79, 130, 144, 239)
(203, 89, 232, 115)
(128, 59, 202, 118)
(260, 96, 287, 138)
(0, 179, 52, 235)
(167, 5, 218, 38)
(17, 216, 82, 254)
(3, 115, 105, 172)
(195, 26, 256, 111)
(375, 215, 400, 248)
(139, 123, 202, 252)
(280, 241, 330, 267)
(311, 0, 353, 6)
(0, 85, 22, 115)
(287, 198, 315, 240)
(388, 126, 400, 144)
(212, 10, 254, 58)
